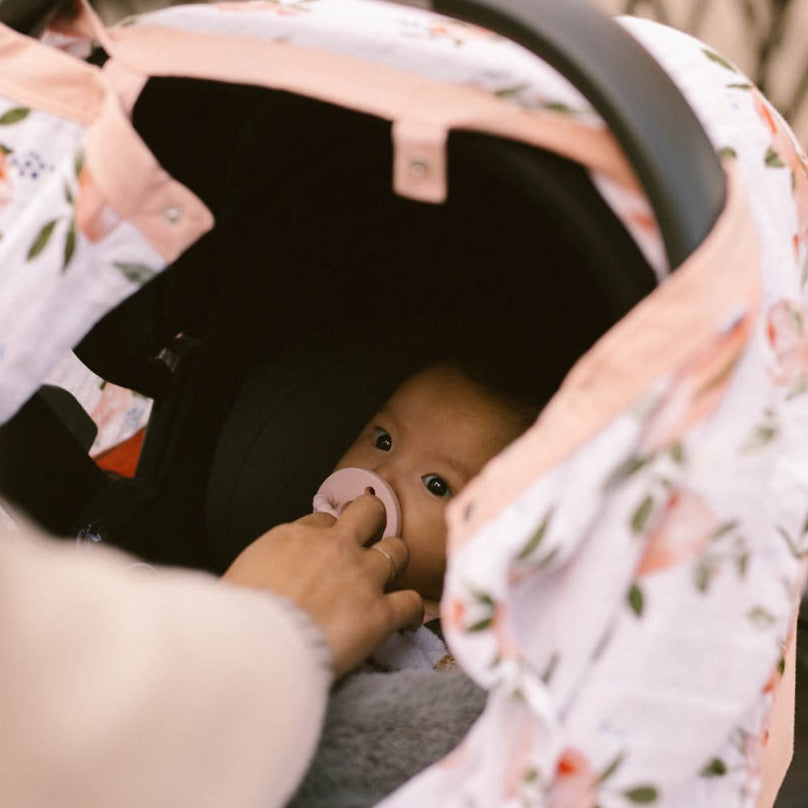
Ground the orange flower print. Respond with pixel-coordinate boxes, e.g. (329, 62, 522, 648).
(443, 596, 467, 631)
(753, 89, 808, 253)
(636, 489, 717, 576)
(766, 299, 808, 392)
(762, 656, 784, 696)
(547, 747, 598, 808)
(0, 149, 12, 211)
(640, 315, 751, 453)
(75, 165, 120, 243)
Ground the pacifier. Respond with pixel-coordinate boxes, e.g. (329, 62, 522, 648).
(312, 468, 401, 539)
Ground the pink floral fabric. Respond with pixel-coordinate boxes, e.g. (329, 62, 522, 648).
(0, 3, 806, 807)
(0, 85, 169, 423)
(384, 17, 808, 808)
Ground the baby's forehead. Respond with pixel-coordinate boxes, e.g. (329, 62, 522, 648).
(386, 365, 524, 443)
(391, 364, 479, 400)
(389, 365, 503, 412)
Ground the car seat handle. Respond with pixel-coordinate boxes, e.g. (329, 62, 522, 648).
(428, 0, 726, 270)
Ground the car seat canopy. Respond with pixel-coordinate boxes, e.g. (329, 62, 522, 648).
(0, 1, 806, 806)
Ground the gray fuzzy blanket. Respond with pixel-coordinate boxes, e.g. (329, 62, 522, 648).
(286, 669, 486, 808)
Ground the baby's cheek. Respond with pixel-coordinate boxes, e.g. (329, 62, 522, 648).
(333, 443, 364, 471)
(413, 514, 449, 584)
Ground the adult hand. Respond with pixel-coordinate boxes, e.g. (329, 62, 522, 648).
(222, 492, 424, 678)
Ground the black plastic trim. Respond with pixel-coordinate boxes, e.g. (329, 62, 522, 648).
(430, 0, 726, 269)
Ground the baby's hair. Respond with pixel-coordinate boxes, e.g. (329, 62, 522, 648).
(399, 317, 572, 432)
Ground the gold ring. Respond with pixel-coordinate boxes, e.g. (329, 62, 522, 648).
(369, 543, 398, 587)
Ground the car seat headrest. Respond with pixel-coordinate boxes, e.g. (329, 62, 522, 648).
(205, 315, 572, 568)
(205, 325, 427, 566)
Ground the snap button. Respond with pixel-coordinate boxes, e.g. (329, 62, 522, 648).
(392, 119, 447, 203)
(163, 205, 183, 224)
(410, 157, 429, 177)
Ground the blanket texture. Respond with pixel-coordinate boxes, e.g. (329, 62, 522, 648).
(286, 669, 485, 808)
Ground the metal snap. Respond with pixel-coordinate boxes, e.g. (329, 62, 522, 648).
(163, 205, 183, 224)
(410, 157, 429, 177)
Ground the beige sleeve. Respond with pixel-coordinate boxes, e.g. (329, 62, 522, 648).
(0, 524, 331, 808)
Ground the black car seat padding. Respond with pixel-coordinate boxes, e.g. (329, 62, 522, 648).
(70, 81, 655, 570)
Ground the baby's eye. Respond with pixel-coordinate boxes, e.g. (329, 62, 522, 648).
(372, 427, 392, 452)
(422, 474, 452, 499)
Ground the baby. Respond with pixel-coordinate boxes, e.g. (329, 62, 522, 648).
(286, 360, 540, 807)
(333, 362, 533, 625)
(286, 361, 537, 807)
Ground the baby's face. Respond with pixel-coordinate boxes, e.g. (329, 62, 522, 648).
(336, 365, 527, 607)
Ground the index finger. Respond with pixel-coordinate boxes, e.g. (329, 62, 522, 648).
(335, 492, 387, 546)
(296, 511, 337, 529)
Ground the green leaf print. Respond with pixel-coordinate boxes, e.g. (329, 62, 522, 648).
(700, 757, 728, 777)
(0, 107, 30, 125)
(786, 374, 808, 401)
(0, 142, 11, 155)
(741, 422, 779, 452)
(598, 751, 625, 783)
(493, 83, 529, 100)
(765, 147, 785, 168)
(517, 510, 552, 560)
(711, 520, 738, 540)
(26, 219, 58, 261)
(540, 651, 559, 684)
(717, 146, 738, 161)
(542, 101, 576, 114)
(465, 586, 496, 633)
(669, 443, 686, 464)
(470, 587, 495, 607)
(694, 560, 712, 593)
(623, 785, 659, 804)
(630, 494, 655, 534)
(777, 525, 808, 559)
(114, 262, 159, 286)
(74, 150, 85, 178)
(619, 454, 653, 480)
(747, 605, 776, 628)
(702, 48, 737, 72)
(627, 583, 644, 617)
(535, 545, 560, 570)
(63, 220, 77, 271)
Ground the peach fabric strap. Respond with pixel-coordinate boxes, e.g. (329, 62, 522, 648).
(85, 90, 213, 262)
(756, 614, 797, 808)
(99, 20, 639, 203)
(0, 19, 104, 125)
(447, 163, 760, 545)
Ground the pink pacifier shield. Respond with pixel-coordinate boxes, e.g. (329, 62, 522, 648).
(312, 468, 401, 539)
